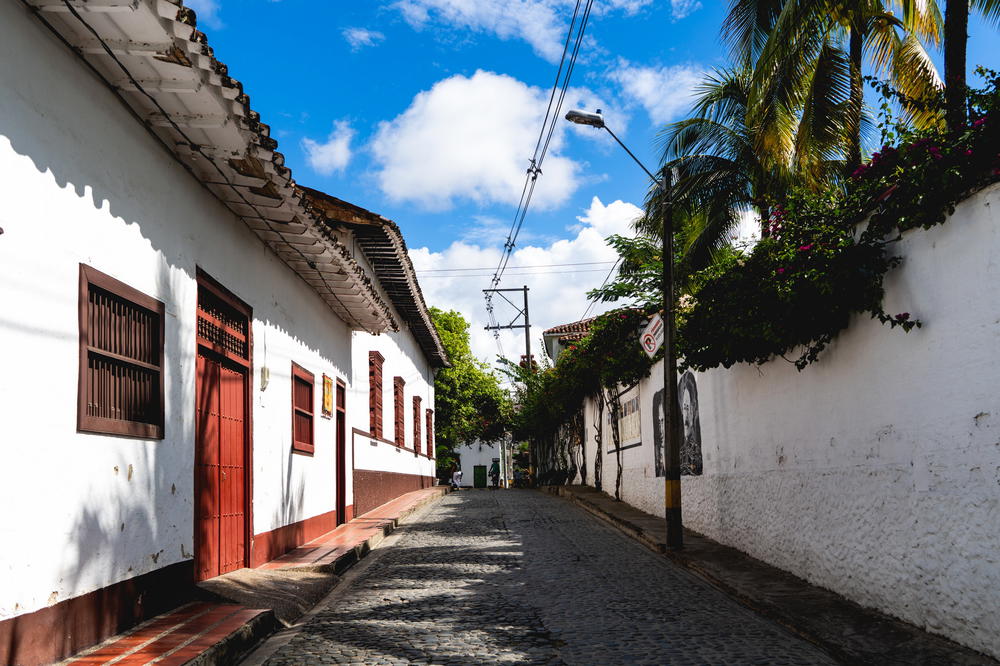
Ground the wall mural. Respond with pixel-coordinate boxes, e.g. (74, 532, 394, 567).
(653, 370, 703, 477)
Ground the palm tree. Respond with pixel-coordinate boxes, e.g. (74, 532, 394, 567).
(727, 0, 943, 174)
(636, 67, 806, 278)
(944, 0, 1000, 129)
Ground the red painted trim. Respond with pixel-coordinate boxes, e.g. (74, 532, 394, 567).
(352, 469, 438, 517)
(250, 509, 339, 568)
(0, 560, 194, 666)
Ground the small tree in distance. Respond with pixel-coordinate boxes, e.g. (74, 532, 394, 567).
(429, 307, 512, 477)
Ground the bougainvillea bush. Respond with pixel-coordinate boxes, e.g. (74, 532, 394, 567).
(678, 71, 1000, 371)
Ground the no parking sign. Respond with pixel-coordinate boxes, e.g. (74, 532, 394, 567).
(640, 313, 663, 358)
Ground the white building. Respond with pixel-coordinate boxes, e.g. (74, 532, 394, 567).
(457, 439, 515, 488)
(560, 183, 1000, 660)
(0, 2, 447, 663)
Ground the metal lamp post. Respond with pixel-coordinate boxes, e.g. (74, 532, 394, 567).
(565, 109, 683, 549)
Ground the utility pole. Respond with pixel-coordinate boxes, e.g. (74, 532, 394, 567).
(660, 168, 683, 550)
(483, 285, 532, 369)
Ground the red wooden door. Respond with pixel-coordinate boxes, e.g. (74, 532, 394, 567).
(335, 381, 347, 525)
(195, 352, 247, 580)
(194, 272, 252, 582)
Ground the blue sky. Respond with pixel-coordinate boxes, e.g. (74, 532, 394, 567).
(188, 0, 999, 362)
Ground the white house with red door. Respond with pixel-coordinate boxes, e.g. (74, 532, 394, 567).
(0, 2, 447, 664)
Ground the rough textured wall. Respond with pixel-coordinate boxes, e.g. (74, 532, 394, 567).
(581, 184, 1000, 659)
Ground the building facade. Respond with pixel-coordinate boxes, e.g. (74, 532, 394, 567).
(0, 2, 446, 663)
(560, 183, 1000, 659)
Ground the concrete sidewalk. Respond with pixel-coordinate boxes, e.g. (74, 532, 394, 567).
(543, 484, 995, 666)
(61, 486, 450, 665)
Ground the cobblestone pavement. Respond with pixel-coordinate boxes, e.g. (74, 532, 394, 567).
(261, 490, 837, 665)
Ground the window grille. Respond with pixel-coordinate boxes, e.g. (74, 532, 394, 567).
(78, 264, 164, 438)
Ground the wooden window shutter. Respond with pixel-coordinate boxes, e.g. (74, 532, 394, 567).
(413, 396, 422, 455)
(426, 409, 434, 458)
(291, 362, 315, 455)
(368, 351, 384, 437)
(393, 377, 405, 447)
(78, 264, 165, 439)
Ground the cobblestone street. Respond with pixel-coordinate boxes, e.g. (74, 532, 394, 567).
(258, 490, 836, 665)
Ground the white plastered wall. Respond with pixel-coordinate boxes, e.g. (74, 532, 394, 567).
(579, 183, 1000, 658)
(0, 1, 352, 620)
(458, 441, 502, 486)
(350, 328, 437, 482)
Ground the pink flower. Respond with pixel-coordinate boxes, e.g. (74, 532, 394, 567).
(973, 117, 988, 128)
(965, 149, 974, 156)
(776, 268, 786, 275)
(798, 244, 814, 252)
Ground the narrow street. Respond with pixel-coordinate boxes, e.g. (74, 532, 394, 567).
(256, 491, 835, 665)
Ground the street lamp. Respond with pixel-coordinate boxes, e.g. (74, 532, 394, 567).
(566, 108, 683, 550)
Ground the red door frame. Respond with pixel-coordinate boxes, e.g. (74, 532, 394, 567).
(335, 379, 347, 525)
(193, 268, 253, 580)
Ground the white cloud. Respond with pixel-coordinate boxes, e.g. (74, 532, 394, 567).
(410, 196, 642, 364)
(371, 70, 581, 210)
(343, 27, 386, 51)
(671, 0, 702, 20)
(393, 0, 653, 63)
(186, 0, 223, 29)
(610, 60, 704, 125)
(302, 121, 354, 175)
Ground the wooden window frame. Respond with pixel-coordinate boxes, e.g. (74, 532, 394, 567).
(413, 395, 422, 457)
(78, 264, 165, 439)
(393, 376, 406, 448)
(368, 351, 385, 438)
(291, 362, 315, 455)
(426, 408, 434, 458)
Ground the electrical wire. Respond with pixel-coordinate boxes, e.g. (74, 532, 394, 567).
(421, 268, 612, 279)
(417, 260, 614, 273)
(580, 257, 621, 321)
(484, 0, 596, 348)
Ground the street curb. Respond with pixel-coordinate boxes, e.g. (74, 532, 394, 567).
(185, 609, 280, 666)
(212, 486, 451, 663)
(542, 485, 998, 666)
(302, 486, 452, 576)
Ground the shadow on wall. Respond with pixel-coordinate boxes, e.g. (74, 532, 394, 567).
(0, 3, 349, 661)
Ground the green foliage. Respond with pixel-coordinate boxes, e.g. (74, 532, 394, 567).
(502, 308, 655, 443)
(429, 307, 512, 472)
(678, 72, 1000, 371)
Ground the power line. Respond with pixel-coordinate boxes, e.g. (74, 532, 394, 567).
(417, 260, 614, 273)
(484, 0, 596, 348)
(580, 258, 621, 321)
(421, 268, 612, 279)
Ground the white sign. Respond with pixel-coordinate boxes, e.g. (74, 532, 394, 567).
(640, 313, 664, 358)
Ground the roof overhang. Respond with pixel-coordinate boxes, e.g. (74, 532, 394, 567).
(302, 187, 450, 368)
(24, 0, 396, 333)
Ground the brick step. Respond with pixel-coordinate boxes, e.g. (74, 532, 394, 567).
(62, 602, 276, 666)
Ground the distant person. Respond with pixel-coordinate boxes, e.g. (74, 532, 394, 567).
(451, 467, 463, 490)
(489, 459, 500, 488)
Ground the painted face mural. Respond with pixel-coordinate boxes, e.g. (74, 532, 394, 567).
(653, 370, 703, 477)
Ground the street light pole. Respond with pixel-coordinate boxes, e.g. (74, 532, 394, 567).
(565, 109, 683, 549)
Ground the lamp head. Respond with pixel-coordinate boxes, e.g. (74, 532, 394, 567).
(565, 109, 605, 128)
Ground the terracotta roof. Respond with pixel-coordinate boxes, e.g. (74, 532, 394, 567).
(26, 0, 394, 333)
(301, 188, 450, 368)
(557, 332, 588, 343)
(543, 317, 596, 336)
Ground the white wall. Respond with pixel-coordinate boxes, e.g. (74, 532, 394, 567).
(0, 1, 352, 620)
(350, 328, 436, 482)
(579, 183, 1000, 658)
(458, 441, 502, 486)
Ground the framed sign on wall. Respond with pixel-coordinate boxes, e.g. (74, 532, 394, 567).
(322, 374, 334, 418)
